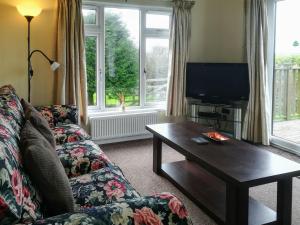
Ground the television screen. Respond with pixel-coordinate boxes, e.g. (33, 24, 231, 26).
(186, 63, 250, 103)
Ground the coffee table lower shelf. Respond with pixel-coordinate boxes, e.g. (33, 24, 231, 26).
(161, 160, 277, 225)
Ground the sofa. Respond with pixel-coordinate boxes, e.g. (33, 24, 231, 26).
(0, 85, 192, 225)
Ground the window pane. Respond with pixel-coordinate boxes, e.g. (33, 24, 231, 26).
(145, 38, 169, 104)
(85, 36, 97, 106)
(146, 13, 170, 29)
(272, 0, 300, 144)
(83, 9, 96, 25)
(105, 8, 140, 107)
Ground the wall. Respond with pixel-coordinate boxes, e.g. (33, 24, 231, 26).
(0, 0, 57, 106)
(0, 0, 245, 106)
(190, 0, 245, 62)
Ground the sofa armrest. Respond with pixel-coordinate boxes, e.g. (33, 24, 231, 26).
(35, 105, 79, 128)
(33, 193, 193, 225)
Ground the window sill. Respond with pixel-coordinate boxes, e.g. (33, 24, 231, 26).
(88, 107, 166, 118)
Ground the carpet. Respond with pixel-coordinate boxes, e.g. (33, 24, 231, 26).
(101, 139, 300, 225)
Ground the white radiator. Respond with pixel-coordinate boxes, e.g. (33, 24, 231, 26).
(90, 111, 158, 144)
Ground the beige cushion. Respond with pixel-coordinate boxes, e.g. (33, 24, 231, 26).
(20, 121, 75, 216)
(21, 99, 56, 148)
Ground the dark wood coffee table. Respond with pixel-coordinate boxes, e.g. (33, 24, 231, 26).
(146, 121, 300, 225)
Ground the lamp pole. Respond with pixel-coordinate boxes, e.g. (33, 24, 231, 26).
(25, 16, 33, 102)
(17, 7, 59, 103)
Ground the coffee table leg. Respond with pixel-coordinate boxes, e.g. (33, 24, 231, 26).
(226, 184, 249, 225)
(277, 177, 292, 225)
(153, 136, 162, 174)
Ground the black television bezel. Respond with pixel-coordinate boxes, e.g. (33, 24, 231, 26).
(185, 62, 250, 104)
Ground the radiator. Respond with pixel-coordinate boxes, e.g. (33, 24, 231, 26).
(90, 111, 159, 144)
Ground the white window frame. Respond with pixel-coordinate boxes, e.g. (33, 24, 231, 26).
(83, 2, 172, 112)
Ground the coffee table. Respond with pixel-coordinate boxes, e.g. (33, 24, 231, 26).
(146, 121, 300, 225)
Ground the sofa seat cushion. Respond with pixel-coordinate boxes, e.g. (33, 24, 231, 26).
(32, 194, 192, 225)
(70, 167, 140, 208)
(56, 140, 112, 177)
(52, 124, 91, 145)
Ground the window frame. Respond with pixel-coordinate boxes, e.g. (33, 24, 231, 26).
(83, 2, 172, 112)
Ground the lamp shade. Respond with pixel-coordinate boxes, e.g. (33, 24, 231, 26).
(50, 62, 60, 71)
(17, 4, 42, 17)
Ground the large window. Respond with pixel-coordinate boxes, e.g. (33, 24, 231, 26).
(84, 4, 171, 110)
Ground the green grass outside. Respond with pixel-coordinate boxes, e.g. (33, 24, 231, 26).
(89, 92, 163, 107)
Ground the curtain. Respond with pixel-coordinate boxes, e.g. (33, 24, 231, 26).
(55, 0, 88, 124)
(167, 0, 195, 117)
(242, 0, 270, 145)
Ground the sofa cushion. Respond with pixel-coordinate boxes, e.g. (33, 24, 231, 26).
(20, 121, 75, 217)
(21, 99, 56, 149)
(70, 167, 140, 208)
(0, 87, 43, 224)
(56, 140, 112, 177)
(0, 86, 25, 134)
(35, 105, 78, 128)
(53, 124, 91, 145)
(0, 117, 42, 224)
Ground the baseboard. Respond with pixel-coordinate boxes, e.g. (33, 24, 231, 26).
(93, 134, 153, 145)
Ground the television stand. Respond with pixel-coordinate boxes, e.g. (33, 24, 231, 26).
(187, 99, 247, 140)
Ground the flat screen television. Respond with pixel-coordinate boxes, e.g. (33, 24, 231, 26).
(186, 63, 250, 103)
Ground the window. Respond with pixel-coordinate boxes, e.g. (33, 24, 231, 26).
(104, 8, 140, 108)
(83, 4, 171, 111)
(85, 36, 98, 106)
(145, 38, 169, 104)
(146, 13, 170, 29)
(270, 0, 300, 152)
(83, 8, 97, 25)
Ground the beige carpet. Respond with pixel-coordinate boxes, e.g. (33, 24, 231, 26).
(101, 139, 300, 225)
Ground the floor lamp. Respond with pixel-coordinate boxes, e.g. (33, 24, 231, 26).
(17, 4, 60, 103)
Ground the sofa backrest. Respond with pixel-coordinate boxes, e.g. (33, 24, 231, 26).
(0, 86, 43, 224)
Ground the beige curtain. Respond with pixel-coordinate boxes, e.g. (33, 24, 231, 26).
(242, 0, 270, 145)
(55, 0, 88, 124)
(167, 0, 195, 117)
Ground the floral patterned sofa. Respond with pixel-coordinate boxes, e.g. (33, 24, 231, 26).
(0, 85, 193, 225)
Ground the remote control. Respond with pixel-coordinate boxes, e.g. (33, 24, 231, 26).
(191, 137, 209, 145)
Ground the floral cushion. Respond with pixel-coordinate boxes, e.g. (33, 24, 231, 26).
(32, 194, 192, 225)
(53, 124, 91, 145)
(35, 105, 78, 128)
(0, 90, 43, 224)
(70, 167, 140, 208)
(56, 140, 112, 178)
(0, 88, 24, 134)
